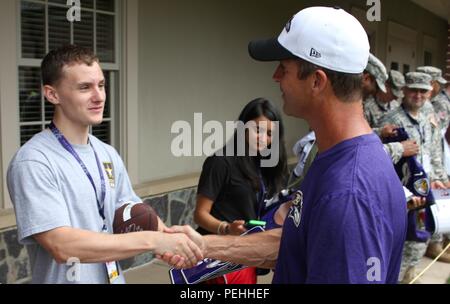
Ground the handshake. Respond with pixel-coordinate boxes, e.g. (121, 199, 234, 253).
(117, 195, 292, 270)
(150, 191, 300, 270)
(154, 225, 206, 269)
(153, 219, 258, 269)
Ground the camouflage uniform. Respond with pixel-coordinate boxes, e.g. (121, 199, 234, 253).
(379, 103, 447, 182)
(421, 100, 435, 117)
(399, 242, 428, 282)
(417, 67, 450, 244)
(381, 98, 439, 163)
(379, 72, 448, 281)
(417, 66, 447, 86)
(430, 92, 450, 133)
(383, 142, 404, 164)
(443, 90, 450, 103)
(381, 70, 406, 164)
(365, 53, 388, 94)
(388, 70, 405, 100)
(417, 66, 450, 132)
(363, 54, 387, 105)
(364, 95, 400, 135)
(362, 54, 403, 158)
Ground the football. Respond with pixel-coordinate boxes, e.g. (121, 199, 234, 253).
(113, 202, 159, 234)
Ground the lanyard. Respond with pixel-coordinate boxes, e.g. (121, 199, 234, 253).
(402, 105, 425, 145)
(49, 122, 107, 227)
(256, 172, 267, 218)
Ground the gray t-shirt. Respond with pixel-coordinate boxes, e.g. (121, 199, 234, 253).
(7, 130, 140, 284)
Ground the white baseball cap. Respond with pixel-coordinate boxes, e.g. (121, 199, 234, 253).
(248, 6, 370, 74)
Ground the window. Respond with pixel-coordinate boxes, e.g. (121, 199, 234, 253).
(424, 51, 433, 66)
(390, 62, 399, 71)
(403, 64, 410, 74)
(18, 0, 118, 146)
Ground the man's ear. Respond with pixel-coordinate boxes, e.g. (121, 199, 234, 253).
(361, 72, 373, 86)
(311, 70, 328, 94)
(432, 81, 440, 93)
(43, 85, 59, 105)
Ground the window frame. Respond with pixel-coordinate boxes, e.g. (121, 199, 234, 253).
(16, 0, 120, 147)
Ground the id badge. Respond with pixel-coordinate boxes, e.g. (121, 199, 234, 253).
(105, 261, 120, 284)
(422, 154, 432, 175)
(102, 225, 119, 284)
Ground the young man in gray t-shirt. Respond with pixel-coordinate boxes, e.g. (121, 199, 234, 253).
(7, 45, 202, 284)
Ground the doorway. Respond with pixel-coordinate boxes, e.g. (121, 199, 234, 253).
(386, 22, 417, 73)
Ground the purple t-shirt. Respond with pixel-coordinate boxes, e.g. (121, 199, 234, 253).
(273, 134, 407, 284)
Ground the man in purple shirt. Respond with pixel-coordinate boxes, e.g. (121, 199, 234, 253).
(272, 134, 406, 283)
(163, 6, 407, 284)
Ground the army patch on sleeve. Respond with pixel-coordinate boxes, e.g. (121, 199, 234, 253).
(428, 114, 438, 128)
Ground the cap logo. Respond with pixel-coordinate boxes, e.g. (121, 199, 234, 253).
(285, 16, 294, 33)
(310, 48, 322, 58)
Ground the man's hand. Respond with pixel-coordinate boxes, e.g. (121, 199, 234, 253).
(165, 225, 205, 252)
(431, 181, 447, 190)
(401, 140, 419, 157)
(152, 230, 203, 269)
(157, 225, 205, 269)
(380, 124, 398, 139)
(229, 220, 246, 236)
(407, 196, 426, 210)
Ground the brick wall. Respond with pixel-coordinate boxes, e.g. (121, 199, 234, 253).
(0, 187, 199, 284)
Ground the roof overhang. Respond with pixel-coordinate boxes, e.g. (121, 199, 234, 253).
(410, 0, 450, 21)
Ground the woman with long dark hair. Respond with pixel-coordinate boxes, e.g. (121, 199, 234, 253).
(194, 98, 288, 284)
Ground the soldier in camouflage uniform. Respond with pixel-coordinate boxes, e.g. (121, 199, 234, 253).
(379, 72, 450, 282)
(416, 66, 450, 263)
(383, 70, 436, 164)
(362, 53, 388, 102)
(417, 67, 450, 131)
(414, 67, 441, 120)
(363, 55, 400, 135)
(381, 70, 415, 163)
(388, 70, 405, 102)
(362, 55, 419, 164)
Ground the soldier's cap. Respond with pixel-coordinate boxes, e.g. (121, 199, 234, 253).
(248, 7, 370, 74)
(387, 70, 405, 98)
(405, 72, 433, 91)
(416, 66, 447, 85)
(365, 54, 388, 93)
